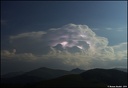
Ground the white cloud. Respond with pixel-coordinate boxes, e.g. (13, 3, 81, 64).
(112, 42, 127, 60)
(1, 24, 127, 69)
(92, 28, 100, 31)
(103, 27, 126, 32)
(1, 49, 36, 61)
(10, 31, 46, 40)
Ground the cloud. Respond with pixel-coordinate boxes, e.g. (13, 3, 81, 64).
(92, 28, 100, 31)
(1, 49, 16, 58)
(1, 49, 36, 61)
(1, 24, 127, 71)
(101, 27, 126, 32)
(115, 27, 126, 32)
(105, 28, 112, 30)
(9, 24, 100, 54)
(9, 31, 47, 54)
(112, 42, 127, 60)
(10, 31, 46, 41)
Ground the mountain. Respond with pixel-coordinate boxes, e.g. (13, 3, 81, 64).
(1, 67, 127, 88)
(70, 68, 85, 74)
(29, 68, 127, 87)
(1, 67, 85, 84)
(1, 71, 25, 78)
(81, 68, 127, 85)
(21, 67, 72, 80)
(114, 68, 127, 72)
(1, 67, 72, 85)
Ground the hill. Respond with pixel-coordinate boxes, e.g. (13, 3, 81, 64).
(114, 68, 127, 72)
(1, 67, 72, 85)
(70, 68, 85, 74)
(28, 68, 127, 87)
(1, 71, 25, 78)
(1, 67, 127, 88)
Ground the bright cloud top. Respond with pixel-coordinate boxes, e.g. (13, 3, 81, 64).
(1, 24, 127, 69)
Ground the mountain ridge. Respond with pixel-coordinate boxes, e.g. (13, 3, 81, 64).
(27, 68, 127, 87)
(1, 67, 127, 88)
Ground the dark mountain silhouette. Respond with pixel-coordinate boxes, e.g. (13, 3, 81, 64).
(1, 67, 85, 80)
(28, 68, 127, 87)
(1, 67, 72, 85)
(114, 68, 127, 72)
(1, 71, 25, 78)
(70, 68, 85, 74)
(80, 68, 127, 86)
(21, 67, 72, 80)
(1, 67, 127, 88)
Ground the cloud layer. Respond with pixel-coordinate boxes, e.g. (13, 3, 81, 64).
(1, 24, 127, 71)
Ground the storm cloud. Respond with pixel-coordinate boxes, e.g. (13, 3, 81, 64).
(1, 24, 127, 73)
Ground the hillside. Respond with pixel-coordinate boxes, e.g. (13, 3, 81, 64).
(1, 67, 127, 88)
(1, 67, 72, 85)
(27, 68, 127, 87)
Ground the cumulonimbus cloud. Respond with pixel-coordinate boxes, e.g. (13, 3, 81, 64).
(1, 23, 127, 69)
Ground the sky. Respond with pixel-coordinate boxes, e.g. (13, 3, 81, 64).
(1, 1, 127, 74)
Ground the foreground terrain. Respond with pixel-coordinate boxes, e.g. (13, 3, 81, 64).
(1, 67, 127, 88)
